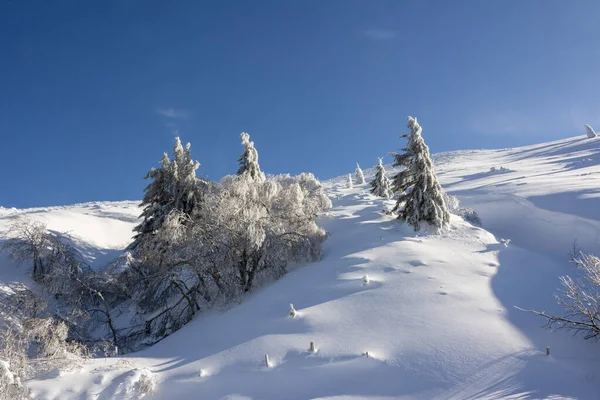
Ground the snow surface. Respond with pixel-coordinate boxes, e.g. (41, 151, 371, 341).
(2, 135, 600, 399)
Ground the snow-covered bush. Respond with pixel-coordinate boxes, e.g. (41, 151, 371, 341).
(489, 166, 510, 174)
(442, 193, 481, 226)
(3, 219, 54, 282)
(459, 209, 481, 227)
(132, 369, 156, 397)
(355, 163, 365, 185)
(585, 124, 597, 138)
(0, 359, 29, 400)
(0, 326, 29, 400)
(526, 252, 600, 340)
(0, 304, 88, 398)
(370, 158, 393, 198)
(391, 116, 450, 231)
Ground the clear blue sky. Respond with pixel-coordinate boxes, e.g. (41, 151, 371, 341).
(1, 0, 599, 208)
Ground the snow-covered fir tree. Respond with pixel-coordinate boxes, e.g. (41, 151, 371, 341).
(585, 124, 597, 138)
(391, 117, 450, 231)
(370, 158, 393, 198)
(171, 137, 205, 216)
(131, 137, 205, 248)
(347, 174, 353, 188)
(355, 163, 366, 185)
(237, 132, 265, 182)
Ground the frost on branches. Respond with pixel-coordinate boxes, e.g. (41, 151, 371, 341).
(585, 124, 597, 138)
(131, 137, 206, 249)
(237, 132, 265, 182)
(122, 171, 331, 346)
(370, 158, 393, 198)
(355, 163, 366, 185)
(391, 116, 450, 231)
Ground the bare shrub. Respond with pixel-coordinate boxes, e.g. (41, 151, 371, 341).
(521, 253, 600, 340)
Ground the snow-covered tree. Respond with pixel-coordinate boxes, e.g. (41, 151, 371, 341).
(391, 116, 449, 231)
(237, 132, 265, 182)
(355, 163, 365, 184)
(347, 174, 353, 188)
(131, 137, 206, 248)
(585, 124, 597, 138)
(171, 137, 204, 216)
(369, 158, 393, 198)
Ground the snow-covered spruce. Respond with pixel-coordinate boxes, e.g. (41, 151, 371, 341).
(131, 137, 206, 249)
(369, 158, 393, 198)
(355, 163, 365, 185)
(391, 117, 449, 231)
(237, 132, 265, 182)
(585, 124, 597, 138)
(347, 174, 353, 189)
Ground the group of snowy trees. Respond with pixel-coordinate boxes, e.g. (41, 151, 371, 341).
(119, 133, 331, 346)
(352, 116, 450, 231)
(1, 132, 331, 363)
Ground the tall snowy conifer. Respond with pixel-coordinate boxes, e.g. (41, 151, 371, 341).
(131, 137, 205, 248)
(355, 163, 366, 184)
(171, 137, 203, 216)
(237, 132, 265, 182)
(370, 158, 393, 198)
(391, 117, 449, 231)
(347, 174, 353, 189)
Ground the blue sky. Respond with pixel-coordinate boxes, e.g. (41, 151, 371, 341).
(1, 1, 599, 207)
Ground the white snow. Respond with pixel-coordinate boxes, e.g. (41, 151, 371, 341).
(2, 135, 600, 399)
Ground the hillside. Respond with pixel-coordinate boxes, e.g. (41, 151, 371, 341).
(2, 135, 600, 399)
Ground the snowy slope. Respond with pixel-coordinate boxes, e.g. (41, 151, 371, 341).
(0, 201, 139, 273)
(4, 135, 600, 399)
(0, 201, 140, 307)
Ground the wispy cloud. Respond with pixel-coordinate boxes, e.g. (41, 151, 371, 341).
(364, 29, 397, 40)
(467, 110, 534, 137)
(156, 108, 189, 137)
(156, 107, 189, 119)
